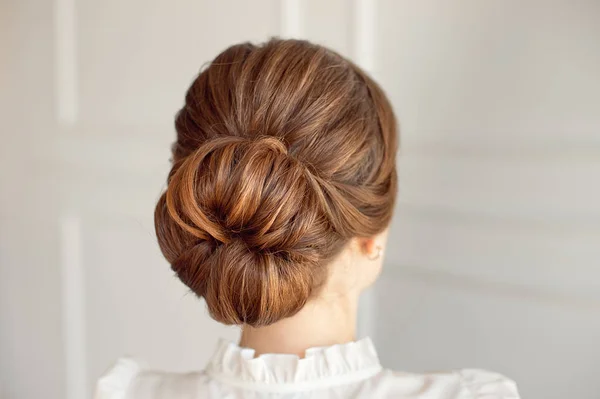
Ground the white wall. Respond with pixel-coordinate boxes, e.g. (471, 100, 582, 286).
(1, 1, 599, 399)
(371, 2, 600, 399)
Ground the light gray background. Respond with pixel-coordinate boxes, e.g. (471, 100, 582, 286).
(1, 1, 599, 399)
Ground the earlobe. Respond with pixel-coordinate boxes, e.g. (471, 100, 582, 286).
(358, 237, 382, 260)
(367, 245, 382, 260)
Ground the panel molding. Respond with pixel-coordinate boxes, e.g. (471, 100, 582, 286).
(60, 215, 88, 399)
(352, 0, 376, 73)
(394, 201, 600, 233)
(386, 202, 600, 297)
(280, 0, 303, 38)
(53, 0, 78, 125)
(383, 264, 600, 311)
(402, 134, 600, 159)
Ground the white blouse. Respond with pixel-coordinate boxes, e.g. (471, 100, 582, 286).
(95, 337, 520, 399)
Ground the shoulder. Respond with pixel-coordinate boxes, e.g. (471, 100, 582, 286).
(94, 358, 209, 399)
(95, 358, 142, 399)
(457, 369, 520, 398)
(372, 368, 520, 399)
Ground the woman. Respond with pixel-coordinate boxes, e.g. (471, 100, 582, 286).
(96, 39, 520, 398)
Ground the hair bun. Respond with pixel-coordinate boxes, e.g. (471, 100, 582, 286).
(155, 135, 328, 325)
(166, 135, 319, 249)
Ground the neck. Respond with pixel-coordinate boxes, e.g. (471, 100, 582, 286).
(239, 292, 359, 357)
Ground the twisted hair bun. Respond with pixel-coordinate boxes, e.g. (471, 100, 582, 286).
(154, 39, 397, 327)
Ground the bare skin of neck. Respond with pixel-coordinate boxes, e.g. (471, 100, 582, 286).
(239, 291, 359, 357)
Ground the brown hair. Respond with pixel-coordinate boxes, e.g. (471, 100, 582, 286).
(154, 39, 398, 327)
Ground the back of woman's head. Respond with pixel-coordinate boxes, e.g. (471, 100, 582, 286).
(154, 39, 398, 327)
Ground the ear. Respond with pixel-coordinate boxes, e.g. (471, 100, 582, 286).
(356, 236, 379, 258)
(355, 229, 390, 258)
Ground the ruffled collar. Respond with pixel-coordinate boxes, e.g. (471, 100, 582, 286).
(205, 337, 382, 391)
